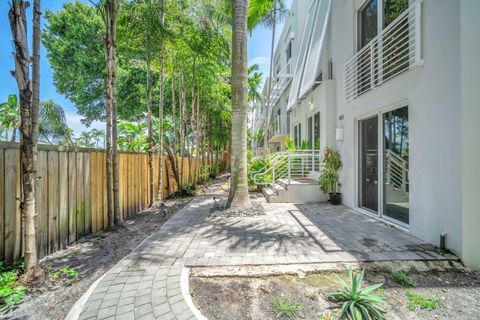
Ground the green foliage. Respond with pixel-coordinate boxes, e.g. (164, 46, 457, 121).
(0, 94, 20, 141)
(248, 157, 271, 189)
(328, 269, 386, 320)
(52, 266, 79, 279)
(43, 1, 106, 125)
(39, 100, 74, 146)
(391, 271, 416, 288)
(180, 184, 195, 196)
(271, 296, 302, 319)
(300, 139, 310, 150)
(319, 147, 342, 194)
(0, 259, 26, 308)
(405, 291, 439, 311)
(284, 137, 296, 151)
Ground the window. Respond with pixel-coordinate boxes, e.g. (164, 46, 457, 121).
(358, 0, 378, 50)
(307, 112, 320, 149)
(285, 40, 293, 73)
(328, 59, 333, 80)
(294, 123, 302, 148)
(307, 116, 313, 149)
(312, 70, 323, 90)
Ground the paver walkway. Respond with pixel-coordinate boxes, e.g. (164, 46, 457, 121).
(76, 178, 455, 319)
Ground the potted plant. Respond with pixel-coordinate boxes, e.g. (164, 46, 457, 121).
(320, 147, 342, 205)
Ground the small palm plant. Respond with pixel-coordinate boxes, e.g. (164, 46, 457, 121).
(328, 269, 386, 320)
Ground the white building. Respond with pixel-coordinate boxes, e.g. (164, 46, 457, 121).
(252, 0, 480, 269)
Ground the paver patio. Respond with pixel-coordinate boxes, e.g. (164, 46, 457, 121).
(76, 180, 455, 319)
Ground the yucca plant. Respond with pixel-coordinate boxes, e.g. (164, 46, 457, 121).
(328, 269, 386, 320)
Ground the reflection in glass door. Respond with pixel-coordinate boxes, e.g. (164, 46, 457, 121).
(383, 106, 409, 224)
(359, 116, 379, 213)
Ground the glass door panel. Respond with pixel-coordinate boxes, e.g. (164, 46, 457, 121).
(383, 106, 409, 224)
(359, 116, 379, 212)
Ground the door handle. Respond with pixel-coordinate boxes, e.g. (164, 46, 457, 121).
(374, 180, 378, 185)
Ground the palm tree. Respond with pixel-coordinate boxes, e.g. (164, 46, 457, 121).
(228, 0, 252, 209)
(248, 0, 286, 124)
(39, 100, 74, 145)
(0, 94, 20, 141)
(248, 63, 263, 106)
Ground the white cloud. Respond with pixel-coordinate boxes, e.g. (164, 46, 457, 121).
(249, 56, 270, 68)
(64, 111, 104, 137)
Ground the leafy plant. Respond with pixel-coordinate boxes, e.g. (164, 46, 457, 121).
(248, 157, 271, 189)
(328, 269, 386, 320)
(319, 147, 342, 194)
(180, 184, 195, 196)
(391, 271, 415, 288)
(300, 139, 310, 150)
(405, 291, 438, 311)
(272, 296, 303, 319)
(0, 259, 27, 308)
(52, 266, 79, 279)
(284, 137, 296, 151)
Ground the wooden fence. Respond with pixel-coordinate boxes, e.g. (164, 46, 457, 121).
(0, 142, 225, 263)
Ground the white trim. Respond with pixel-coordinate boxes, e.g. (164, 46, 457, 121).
(181, 267, 208, 320)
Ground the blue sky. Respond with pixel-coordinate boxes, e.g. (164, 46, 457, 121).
(0, 0, 291, 135)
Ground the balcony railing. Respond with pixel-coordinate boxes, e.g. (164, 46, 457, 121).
(268, 115, 289, 140)
(265, 59, 295, 121)
(344, 1, 423, 102)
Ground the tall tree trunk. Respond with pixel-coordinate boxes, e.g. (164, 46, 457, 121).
(195, 93, 200, 182)
(265, 0, 277, 149)
(228, 0, 251, 209)
(179, 70, 185, 187)
(146, 39, 154, 207)
(9, 0, 40, 273)
(156, 0, 165, 203)
(171, 63, 180, 188)
(105, 0, 121, 227)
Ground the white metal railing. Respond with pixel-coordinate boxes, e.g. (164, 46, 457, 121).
(385, 149, 409, 194)
(344, 0, 423, 101)
(266, 58, 295, 122)
(268, 115, 289, 139)
(252, 149, 321, 188)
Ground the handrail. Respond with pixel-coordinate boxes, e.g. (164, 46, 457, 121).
(344, 0, 423, 101)
(385, 149, 409, 193)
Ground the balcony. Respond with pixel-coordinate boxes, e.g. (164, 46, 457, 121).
(265, 59, 295, 120)
(344, 1, 423, 102)
(267, 115, 289, 143)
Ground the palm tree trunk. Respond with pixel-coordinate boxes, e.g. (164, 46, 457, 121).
(179, 70, 185, 187)
(171, 63, 180, 187)
(146, 39, 154, 207)
(228, 0, 252, 209)
(156, 0, 165, 203)
(8, 0, 40, 272)
(265, 0, 277, 149)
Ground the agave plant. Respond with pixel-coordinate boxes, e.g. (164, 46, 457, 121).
(328, 268, 386, 320)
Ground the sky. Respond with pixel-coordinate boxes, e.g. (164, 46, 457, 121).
(0, 0, 291, 136)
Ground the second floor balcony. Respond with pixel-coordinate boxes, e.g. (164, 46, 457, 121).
(344, 0, 423, 102)
(268, 115, 289, 143)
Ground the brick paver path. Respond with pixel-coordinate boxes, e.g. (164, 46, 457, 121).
(77, 178, 454, 319)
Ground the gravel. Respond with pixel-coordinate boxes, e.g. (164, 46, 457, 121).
(209, 203, 265, 218)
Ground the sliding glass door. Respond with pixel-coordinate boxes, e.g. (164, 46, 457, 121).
(358, 106, 410, 225)
(383, 106, 409, 224)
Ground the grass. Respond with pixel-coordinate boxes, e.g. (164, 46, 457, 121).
(272, 296, 303, 319)
(391, 271, 416, 288)
(405, 290, 439, 311)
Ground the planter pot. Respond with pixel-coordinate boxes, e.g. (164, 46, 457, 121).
(329, 192, 342, 205)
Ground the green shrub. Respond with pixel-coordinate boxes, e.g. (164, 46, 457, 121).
(405, 291, 439, 311)
(320, 147, 342, 194)
(391, 271, 416, 288)
(248, 157, 271, 189)
(284, 137, 296, 151)
(52, 266, 79, 279)
(180, 183, 195, 196)
(328, 268, 386, 320)
(272, 296, 302, 319)
(0, 259, 27, 308)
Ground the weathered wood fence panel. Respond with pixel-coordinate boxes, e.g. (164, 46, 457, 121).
(0, 142, 224, 263)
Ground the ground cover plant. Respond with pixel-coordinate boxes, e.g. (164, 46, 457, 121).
(0, 259, 27, 314)
(405, 290, 439, 311)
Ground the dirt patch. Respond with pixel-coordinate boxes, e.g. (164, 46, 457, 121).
(3, 196, 193, 320)
(190, 269, 480, 320)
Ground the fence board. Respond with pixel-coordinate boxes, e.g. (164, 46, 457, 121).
(0, 149, 4, 261)
(76, 153, 84, 238)
(3, 150, 18, 262)
(37, 151, 48, 259)
(48, 151, 59, 254)
(84, 153, 91, 235)
(68, 152, 77, 244)
(59, 152, 69, 249)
